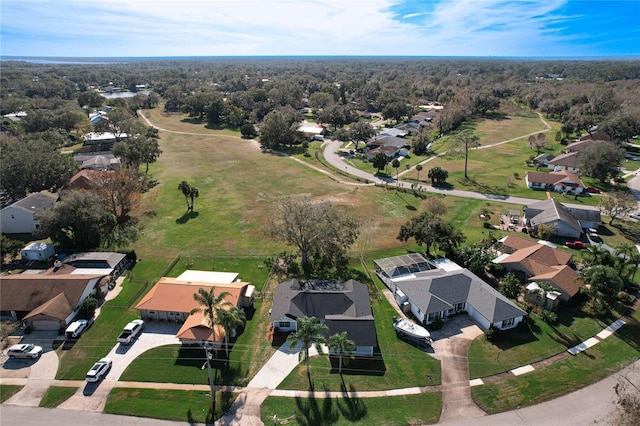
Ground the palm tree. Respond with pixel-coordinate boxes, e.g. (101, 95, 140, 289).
(189, 287, 231, 408)
(392, 159, 401, 185)
(327, 332, 355, 376)
(188, 186, 199, 211)
(178, 180, 192, 210)
(416, 163, 423, 182)
(215, 306, 246, 358)
(615, 242, 635, 276)
(628, 252, 640, 281)
(286, 316, 329, 383)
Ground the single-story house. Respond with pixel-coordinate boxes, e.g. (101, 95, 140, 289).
(63, 251, 130, 280)
(68, 169, 111, 192)
(533, 153, 554, 166)
(0, 271, 106, 330)
(135, 271, 255, 348)
(375, 254, 526, 331)
(565, 139, 601, 153)
(366, 135, 408, 151)
(79, 154, 120, 171)
(522, 199, 601, 237)
(269, 279, 378, 357)
(0, 191, 58, 234)
(366, 145, 408, 160)
(492, 235, 582, 301)
(378, 128, 407, 138)
(525, 170, 586, 195)
(548, 152, 580, 173)
(297, 123, 325, 141)
(83, 132, 127, 146)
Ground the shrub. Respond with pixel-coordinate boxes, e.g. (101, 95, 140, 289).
(485, 326, 500, 342)
(539, 309, 558, 324)
(79, 297, 99, 319)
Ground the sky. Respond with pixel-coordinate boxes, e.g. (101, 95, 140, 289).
(1, 0, 639, 58)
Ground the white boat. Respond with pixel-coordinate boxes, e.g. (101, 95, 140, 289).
(393, 316, 432, 343)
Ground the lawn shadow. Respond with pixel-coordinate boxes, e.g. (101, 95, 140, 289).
(337, 381, 367, 421)
(327, 349, 386, 377)
(294, 385, 340, 426)
(176, 210, 199, 224)
(490, 317, 540, 350)
(61, 339, 78, 351)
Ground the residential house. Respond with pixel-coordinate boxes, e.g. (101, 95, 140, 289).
(533, 153, 554, 167)
(565, 139, 601, 153)
(378, 128, 408, 138)
(297, 123, 325, 141)
(68, 169, 110, 192)
(375, 254, 526, 331)
(365, 135, 409, 160)
(0, 270, 107, 330)
(524, 170, 586, 195)
(579, 131, 611, 143)
(63, 251, 130, 280)
(135, 271, 255, 349)
(0, 191, 57, 234)
(83, 132, 127, 147)
(269, 279, 378, 357)
(548, 152, 581, 173)
(493, 235, 583, 302)
(522, 198, 601, 238)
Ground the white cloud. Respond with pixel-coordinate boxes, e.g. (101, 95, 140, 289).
(0, 0, 623, 57)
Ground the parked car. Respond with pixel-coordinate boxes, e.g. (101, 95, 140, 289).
(117, 319, 144, 344)
(566, 240, 588, 249)
(65, 319, 89, 339)
(586, 186, 601, 194)
(85, 357, 112, 382)
(7, 343, 43, 359)
(629, 213, 640, 220)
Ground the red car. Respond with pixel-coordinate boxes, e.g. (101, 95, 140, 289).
(566, 240, 588, 249)
(586, 187, 601, 194)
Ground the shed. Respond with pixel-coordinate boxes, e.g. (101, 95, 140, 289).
(21, 242, 55, 261)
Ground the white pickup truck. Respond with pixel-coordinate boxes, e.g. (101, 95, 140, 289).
(117, 319, 144, 344)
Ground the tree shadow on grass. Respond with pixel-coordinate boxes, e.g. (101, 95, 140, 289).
(295, 385, 340, 426)
(176, 210, 199, 224)
(327, 351, 387, 377)
(337, 381, 367, 421)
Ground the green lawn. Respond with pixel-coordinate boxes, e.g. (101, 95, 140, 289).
(261, 392, 442, 426)
(39, 386, 78, 408)
(468, 309, 611, 379)
(104, 388, 236, 424)
(471, 309, 640, 413)
(0, 384, 22, 403)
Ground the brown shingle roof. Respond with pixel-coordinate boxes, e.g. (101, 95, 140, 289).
(23, 293, 73, 321)
(530, 265, 583, 298)
(175, 312, 226, 342)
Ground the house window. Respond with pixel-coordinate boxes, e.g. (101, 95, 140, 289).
(148, 311, 156, 315)
(278, 321, 290, 328)
(502, 318, 515, 328)
(455, 303, 465, 311)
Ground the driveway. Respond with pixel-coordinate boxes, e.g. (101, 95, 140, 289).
(2, 330, 60, 406)
(429, 315, 486, 423)
(56, 321, 181, 412)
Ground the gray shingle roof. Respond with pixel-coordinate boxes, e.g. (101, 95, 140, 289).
(396, 269, 526, 323)
(269, 279, 376, 346)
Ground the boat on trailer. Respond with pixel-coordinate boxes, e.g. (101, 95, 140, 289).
(393, 316, 432, 345)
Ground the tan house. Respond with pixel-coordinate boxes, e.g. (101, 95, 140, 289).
(135, 271, 255, 348)
(0, 269, 107, 330)
(525, 170, 586, 195)
(493, 235, 583, 302)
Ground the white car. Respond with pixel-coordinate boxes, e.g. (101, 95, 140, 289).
(86, 357, 112, 382)
(65, 319, 89, 339)
(7, 343, 43, 359)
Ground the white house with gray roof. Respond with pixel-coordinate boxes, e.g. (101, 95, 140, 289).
(0, 191, 57, 234)
(375, 254, 526, 331)
(269, 279, 377, 357)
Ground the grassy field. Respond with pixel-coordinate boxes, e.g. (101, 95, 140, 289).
(104, 388, 236, 423)
(0, 384, 22, 403)
(261, 392, 442, 426)
(39, 386, 78, 408)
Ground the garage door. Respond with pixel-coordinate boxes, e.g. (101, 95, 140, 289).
(32, 320, 61, 331)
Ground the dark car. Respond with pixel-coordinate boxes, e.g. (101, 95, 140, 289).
(586, 187, 601, 194)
